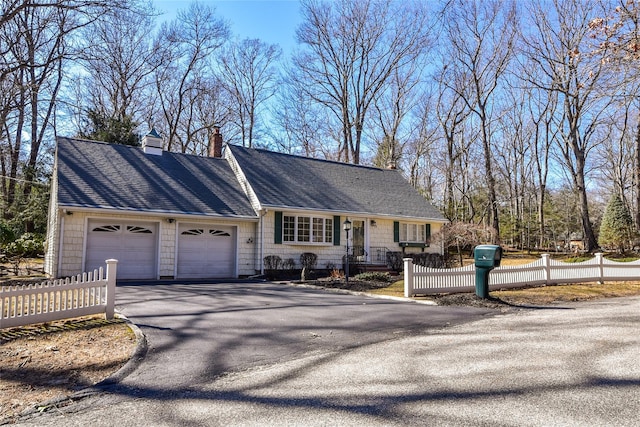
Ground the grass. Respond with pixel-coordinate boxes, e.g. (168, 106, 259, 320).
(492, 282, 640, 305)
(368, 279, 640, 305)
(366, 253, 640, 305)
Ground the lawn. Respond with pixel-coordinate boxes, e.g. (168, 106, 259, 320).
(367, 254, 640, 305)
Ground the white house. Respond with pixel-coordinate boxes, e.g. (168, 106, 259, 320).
(44, 130, 447, 280)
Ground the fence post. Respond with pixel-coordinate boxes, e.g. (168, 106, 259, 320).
(541, 254, 551, 286)
(595, 252, 604, 284)
(403, 257, 414, 298)
(105, 259, 118, 319)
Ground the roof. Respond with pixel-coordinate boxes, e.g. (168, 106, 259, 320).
(229, 144, 446, 221)
(55, 137, 257, 218)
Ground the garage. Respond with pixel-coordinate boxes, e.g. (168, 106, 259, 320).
(177, 223, 236, 279)
(85, 220, 158, 280)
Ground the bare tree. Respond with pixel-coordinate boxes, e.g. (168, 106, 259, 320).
(1, 4, 79, 220)
(526, 80, 560, 249)
(271, 70, 330, 157)
(440, 0, 518, 243)
(371, 65, 423, 170)
(433, 61, 472, 221)
(182, 74, 233, 156)
(594, 90, 639, 211)
(151, 2, 229, 152)
(218, 38, 281, 148)
(0, 0, 131, 226)
(524, 0, 613, 252)
(76, 1, 156, 139)
(292, 0, 431, 164)
(406, 91, 440, 200)
(590, 1, 640, 230)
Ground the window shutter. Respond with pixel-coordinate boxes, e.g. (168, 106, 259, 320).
(274, 211, 283, 244)
(393, 221, 400, 242)
(333, 216, 341, 246)
(426, 223, 431, 243)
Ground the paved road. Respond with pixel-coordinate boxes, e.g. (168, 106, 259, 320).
(14, 282, 640, 426)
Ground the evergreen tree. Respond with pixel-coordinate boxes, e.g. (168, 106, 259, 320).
(598, 193, 635, 253)
(79, 109, 140, 146)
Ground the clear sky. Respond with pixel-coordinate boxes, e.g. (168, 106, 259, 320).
(152, 0, 303, 56)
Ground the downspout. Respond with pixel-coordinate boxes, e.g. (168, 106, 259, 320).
(57, 213, 64, 278)
(259, 208, 268, 275)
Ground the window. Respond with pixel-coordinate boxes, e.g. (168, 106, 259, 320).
(283, 216, 295, 242)
(127, 225, 153, 234)
(181, 229, 204, 236)
(400, 223, 426, 243)
(92, 225, 120, 233)
(282, 215, 333, 244)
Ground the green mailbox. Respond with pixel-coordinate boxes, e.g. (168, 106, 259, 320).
(473, 245, 502, 298)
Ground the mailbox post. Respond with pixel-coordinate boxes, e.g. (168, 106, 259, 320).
(473, 245, 502, 299)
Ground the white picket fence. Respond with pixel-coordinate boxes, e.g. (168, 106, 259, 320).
(0, 259, 118, 329)
(403, 253, 640, 297)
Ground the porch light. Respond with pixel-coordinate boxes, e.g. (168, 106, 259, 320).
(343, 219, 352, 284)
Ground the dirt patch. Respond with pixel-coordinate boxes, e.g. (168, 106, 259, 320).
(428, 293, 517, 311)
(303, 278, 394, 292)
(0, 316, 136, 423)
(303, 278, 521, 311)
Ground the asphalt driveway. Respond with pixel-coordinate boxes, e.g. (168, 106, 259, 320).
(14, 281, 640, 426)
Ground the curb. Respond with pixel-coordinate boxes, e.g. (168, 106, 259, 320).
(283, 281, 438, 305)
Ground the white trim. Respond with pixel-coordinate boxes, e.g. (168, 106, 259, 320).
(56, 205, 259, 221)
(81, 215, 89, 275)
(224, 146, 263, 213)
(259, 208, 267, 274)
(57, 214, 65, 277)
(348, 218, 368, 260)
(173, 222, 180, 279)
(175, 221, 238, 279)
(282, 213, 334, 245)
(84, 217, 161, 280)
(261, 204, 447, 223)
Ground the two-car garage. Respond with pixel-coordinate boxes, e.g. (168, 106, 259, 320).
(85, 219, 237, 280)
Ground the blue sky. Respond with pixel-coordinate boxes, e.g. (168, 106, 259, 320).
(152, 0, 303, 55)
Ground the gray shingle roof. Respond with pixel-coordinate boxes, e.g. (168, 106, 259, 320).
(229, 144, 446, 221)
(56, 137, 257, 218)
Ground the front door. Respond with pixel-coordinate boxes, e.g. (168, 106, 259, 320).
(351, 220, 366, 259)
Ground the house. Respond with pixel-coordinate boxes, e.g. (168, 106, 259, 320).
(44, 130, 447, 280)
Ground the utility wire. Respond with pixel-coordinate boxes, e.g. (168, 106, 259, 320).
(0, 175, 49, 187)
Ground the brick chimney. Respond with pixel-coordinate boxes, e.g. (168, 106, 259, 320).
(209, 126, 223, 158)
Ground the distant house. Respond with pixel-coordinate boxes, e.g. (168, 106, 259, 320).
(44, 130, 447, 280)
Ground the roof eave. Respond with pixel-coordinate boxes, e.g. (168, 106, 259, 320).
(258, 204, 448, 222)
(57, 204, 259, 221)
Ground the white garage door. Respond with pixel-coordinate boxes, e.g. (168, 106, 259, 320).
(177, 224, 236, 279)
(86, 220, 158, 280)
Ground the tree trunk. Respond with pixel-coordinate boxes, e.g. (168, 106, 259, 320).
(635, 113, 640, 230)
(575, 156, 598, 252)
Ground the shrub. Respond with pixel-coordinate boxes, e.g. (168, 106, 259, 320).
(386, 251, 403, 272)
(354, 271, 392, 282)
(300, 252, 317, 269)
(4, 233, 44, 258)
(0, 220, 15, 246)
(282, 258, 296, 270)
(411, 253, 445, 268)
(263, 255, 283, 270)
